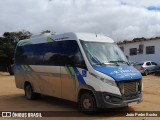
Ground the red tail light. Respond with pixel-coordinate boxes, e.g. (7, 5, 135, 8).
(140, 66, 144, 70)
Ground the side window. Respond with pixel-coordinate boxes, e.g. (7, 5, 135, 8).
(146, 62, 151, 66)
(146, 46, 155, 54)
(43, 42, 61, 66)
(33, 40, 87, 69)
(60, 40, 86, 69)
(15, 44, 44, 65)
(15, 46, 25, 64)
(151, 62, 157, 65)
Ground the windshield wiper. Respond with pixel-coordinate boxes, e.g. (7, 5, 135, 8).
(93, 62, 118, 66)
(109, 60, 129, 65)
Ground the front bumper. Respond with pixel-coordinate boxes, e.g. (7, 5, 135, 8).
(94, 91, 143, 108)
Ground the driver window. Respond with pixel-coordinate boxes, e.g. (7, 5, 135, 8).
(146, 62, 151, 66)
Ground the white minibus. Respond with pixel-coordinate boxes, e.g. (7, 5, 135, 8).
(14, 32, 143, 114)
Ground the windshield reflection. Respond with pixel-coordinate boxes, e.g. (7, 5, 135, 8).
(80, 41, 129, 66)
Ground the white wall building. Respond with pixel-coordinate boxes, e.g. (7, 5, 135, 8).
(118, 38, 160, 64)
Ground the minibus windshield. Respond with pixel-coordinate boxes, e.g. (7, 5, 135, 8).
(80, 41, 129, 66)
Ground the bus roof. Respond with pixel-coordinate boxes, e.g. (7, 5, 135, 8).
(17, 32, 114, 46)
(76, 33, 114, 43)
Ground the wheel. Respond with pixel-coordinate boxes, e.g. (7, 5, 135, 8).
(9, 70, 14, 75)
(144, 70, 149, 76)
(79, 92, 97, 114)
(24, 84, 35, 100)
(24, 84, 41, 100)
(9, 67, 14, 75)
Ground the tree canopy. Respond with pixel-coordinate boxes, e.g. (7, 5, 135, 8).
(0, 30, 32, 71)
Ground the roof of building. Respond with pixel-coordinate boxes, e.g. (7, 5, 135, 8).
(117, 37, 160, 45)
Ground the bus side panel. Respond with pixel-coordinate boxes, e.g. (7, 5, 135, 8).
(14, 69, 25, 89)
(14, 65, 43, 93)
(30, 65, 61, 98)
(61, 67, 76, 101)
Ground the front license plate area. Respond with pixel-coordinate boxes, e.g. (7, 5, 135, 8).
(128, 101, 137, 106)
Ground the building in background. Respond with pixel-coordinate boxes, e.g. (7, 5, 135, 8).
(118, 37, 160, 64)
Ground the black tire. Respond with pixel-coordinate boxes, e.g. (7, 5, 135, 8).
(9, 67, 14, 75)
(79, 92, 97, 114)
(24, 84, 41, 100)
(9, 70, 14, 75)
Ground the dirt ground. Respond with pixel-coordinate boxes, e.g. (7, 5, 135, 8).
(0, 72, 160, 120)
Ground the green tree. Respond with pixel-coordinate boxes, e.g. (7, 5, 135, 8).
(40, 30, 56, 35)
(0, 30, 32, 72)
(40, 30, 51, 35)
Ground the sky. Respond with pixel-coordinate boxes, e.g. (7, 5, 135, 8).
(0, 0, 160, 41)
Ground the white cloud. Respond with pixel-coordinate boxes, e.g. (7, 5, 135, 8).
(0, 0, 160, 41)
(119, 0, 160, 8)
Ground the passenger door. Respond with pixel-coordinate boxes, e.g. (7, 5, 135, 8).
(151, 62, 158, 72)
(60, 40, 85, 102)
(60, 41, 77, 101)
(145, 62, 152, 72)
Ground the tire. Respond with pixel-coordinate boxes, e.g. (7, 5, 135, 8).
(9, 70, 14, 75)
(79, 92, 97, 114)
(9, 68, 14, 75)
(144, 70, 149, 76)
(24, 84, 41, 100)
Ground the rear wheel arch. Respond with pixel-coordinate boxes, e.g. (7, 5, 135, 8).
(24, 81, 32, 89)
(24, 81, 41, 100)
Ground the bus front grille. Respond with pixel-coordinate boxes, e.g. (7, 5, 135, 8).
(117, 80, 141, 100)
(124, 81, 138, 95)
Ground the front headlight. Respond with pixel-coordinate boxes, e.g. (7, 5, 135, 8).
(89, 72, 117, 87)
(100, 78, 117, 87)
